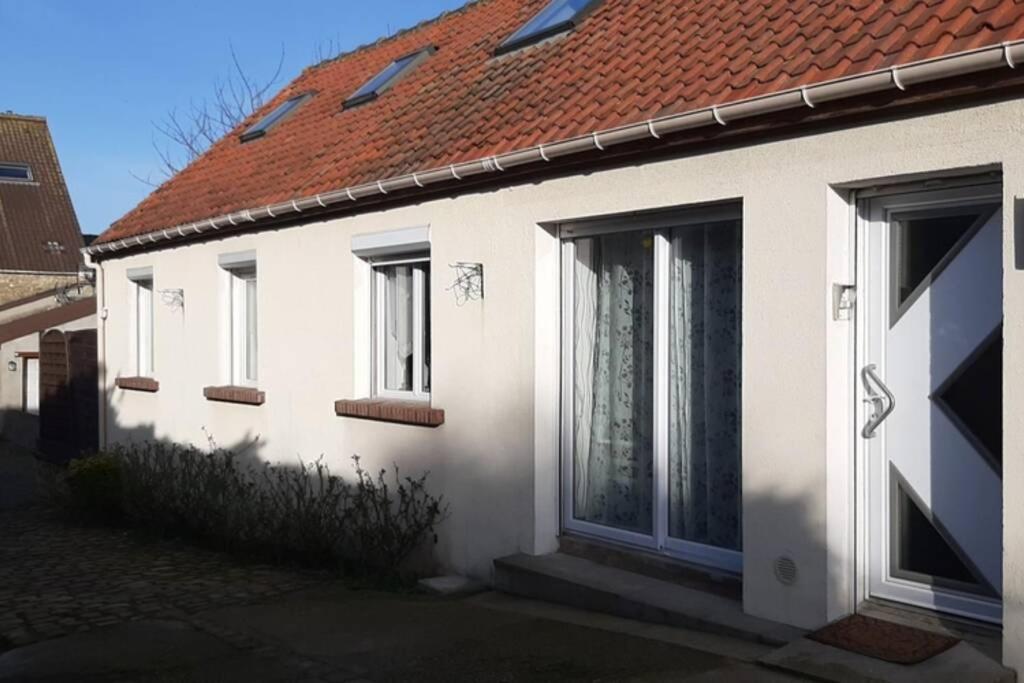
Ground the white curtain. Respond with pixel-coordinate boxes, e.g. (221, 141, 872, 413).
(669, 221, 742, 550)
(573, 232, 655, 534)
(384, 266, 414, 391)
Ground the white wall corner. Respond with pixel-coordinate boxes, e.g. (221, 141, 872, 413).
(824, 185, 857, 623)
(532, 224, 561, 556)
(1002, 187, 1024, 672)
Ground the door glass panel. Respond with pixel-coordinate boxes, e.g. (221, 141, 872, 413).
(573, 231, 655, 535)
(668, 220, 742, 550)
(893, 477, 981, 589)
(936, 328, 1002, 469)
(891, 210, 981, 319)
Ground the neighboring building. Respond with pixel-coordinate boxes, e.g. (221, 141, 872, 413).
(0, 293, 96, 449)
(85, 0, 1024, 670)
(0, 112, 93, 449)
(0, 113, 85, 304)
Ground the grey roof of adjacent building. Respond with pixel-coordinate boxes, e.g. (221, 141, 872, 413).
(0, 113, 83, 273)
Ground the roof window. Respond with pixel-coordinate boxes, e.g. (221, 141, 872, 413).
(343, 46, 436, 109)
(240, 93, 311, 143)
(0, 163, 32, 182)
(496, 0, 601, 55)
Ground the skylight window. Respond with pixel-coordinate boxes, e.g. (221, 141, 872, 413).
(0, 163, 31, 182)
(343, 46, 436, 109)
(496, 0, 601, 55)
(240, 93, 311, 143)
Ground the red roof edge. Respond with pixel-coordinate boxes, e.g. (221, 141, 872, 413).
(87, 39, 1024, 258)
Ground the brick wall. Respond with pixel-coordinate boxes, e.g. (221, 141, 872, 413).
(0, 273, 79, 306)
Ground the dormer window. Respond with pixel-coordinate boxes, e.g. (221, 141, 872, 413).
(240, 93, 311, 143)
(496, 0, 601, 55)
(343, 46, 436, 109)
(0, 163, 31, 182)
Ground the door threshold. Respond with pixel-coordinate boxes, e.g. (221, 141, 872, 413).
(858, 598, 1002, 662)
(559, 532, 741, 601)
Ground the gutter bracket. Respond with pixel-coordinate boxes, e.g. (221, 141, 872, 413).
(892, 67, 906, 91)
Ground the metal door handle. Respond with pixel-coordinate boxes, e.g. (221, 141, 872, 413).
(861, 364, 895, 439)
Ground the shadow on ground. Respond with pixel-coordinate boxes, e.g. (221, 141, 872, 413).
(0, 583, 805, 683)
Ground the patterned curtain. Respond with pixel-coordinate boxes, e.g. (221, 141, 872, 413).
(573, 231, 655, 534)
(384, 265, 414, 391)
(668, 221, 742, 550)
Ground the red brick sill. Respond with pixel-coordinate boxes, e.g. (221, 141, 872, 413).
(335, 398, 444, 427)
(116, 377, 160, 393)
(203, 385, 265, 406)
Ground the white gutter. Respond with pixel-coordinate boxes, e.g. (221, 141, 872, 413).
(85, 40, 1024, 258)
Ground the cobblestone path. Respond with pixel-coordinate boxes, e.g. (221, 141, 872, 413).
(0, 509, 328, 649)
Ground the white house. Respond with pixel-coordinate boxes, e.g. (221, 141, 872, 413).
(85, 0, 1024, 670)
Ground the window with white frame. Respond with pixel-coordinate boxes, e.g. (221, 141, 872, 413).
(128, 268, 154, 378)
(372, 255, 430, 399)
(220, 256, 258, 387)
(136, 278, 154, 377)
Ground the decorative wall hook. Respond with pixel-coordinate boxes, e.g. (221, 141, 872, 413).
(159, 288, 185, 311)
(447, 262, 483, 306)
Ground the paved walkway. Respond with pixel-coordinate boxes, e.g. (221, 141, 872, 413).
(0, 508, 811, 682)
(0, 509, 325, 649)
(0, 444, 807, 682)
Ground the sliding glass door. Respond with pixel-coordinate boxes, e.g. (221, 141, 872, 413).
(561, 206, 743, 572)
(572, 230, 656, 535)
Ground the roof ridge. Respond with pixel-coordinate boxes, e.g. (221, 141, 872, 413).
(0, 112, 47, 123)
(304, 0, 489, 73)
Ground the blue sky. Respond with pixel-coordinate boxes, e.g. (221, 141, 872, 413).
(1, 0, 467, 235)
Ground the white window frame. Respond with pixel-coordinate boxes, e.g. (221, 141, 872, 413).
(558, 203, 744, 574)
(371, 254, 430, 401)
(229, 267, 258, 387)
(127, 267, 154, 379)
(136, 279, 154, 377)
(218, 252, 258, 388)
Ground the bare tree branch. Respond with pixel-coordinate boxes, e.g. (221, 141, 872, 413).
(133, 44, 285, 184)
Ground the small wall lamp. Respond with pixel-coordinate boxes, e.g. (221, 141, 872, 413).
(7, 360, 17, 372)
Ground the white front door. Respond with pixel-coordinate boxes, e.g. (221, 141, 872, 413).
(857, 183, 1003, 623)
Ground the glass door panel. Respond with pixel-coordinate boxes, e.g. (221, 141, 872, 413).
(563, 209, 744, 571)
(572, 230, 655, 535)
(667, 221, 742, 552)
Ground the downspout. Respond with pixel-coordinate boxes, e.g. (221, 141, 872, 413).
(84, 251, 108, 449)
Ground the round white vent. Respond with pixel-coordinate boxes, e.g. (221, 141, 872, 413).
(774, 555, 798, 586)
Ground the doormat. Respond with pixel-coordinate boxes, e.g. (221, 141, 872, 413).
(808, 614, 960, 665)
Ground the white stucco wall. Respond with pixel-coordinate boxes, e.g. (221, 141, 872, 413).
(96, 97, 1024, 666)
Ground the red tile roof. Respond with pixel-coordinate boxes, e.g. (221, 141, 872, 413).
(0, 114, 84, 270)
(98, 0, 1024, 246)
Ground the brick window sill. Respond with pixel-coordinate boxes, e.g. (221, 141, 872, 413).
(116, 377, 160, 393)
(203, 385, 265, 406)
(335, 398, 444, 427)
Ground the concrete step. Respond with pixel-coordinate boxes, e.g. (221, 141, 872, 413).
(493, 552, 804, 647)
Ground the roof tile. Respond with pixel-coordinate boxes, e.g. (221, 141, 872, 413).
(99, 0, 1024, 244)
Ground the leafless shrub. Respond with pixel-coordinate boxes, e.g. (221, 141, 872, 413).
(65, 442, 447, 579)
